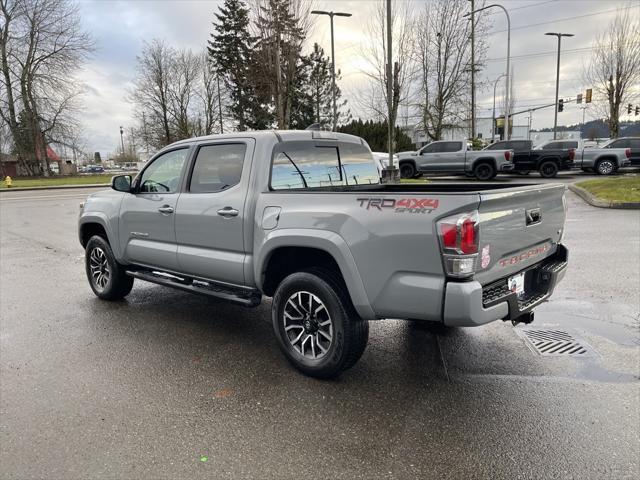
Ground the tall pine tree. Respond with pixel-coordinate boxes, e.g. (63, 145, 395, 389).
(208, 0, 267, 130)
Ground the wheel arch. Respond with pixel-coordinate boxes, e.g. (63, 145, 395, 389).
(256, 230, 375, 319)
(79, 214, 120, 257)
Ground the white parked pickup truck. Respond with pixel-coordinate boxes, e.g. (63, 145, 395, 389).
(397, 140, 515, 180)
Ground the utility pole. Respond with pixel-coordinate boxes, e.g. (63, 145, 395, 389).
(216, 74, 224, 134)
(545, 32, 574, 139)
(311, 10, 352, 131)
(470, 0, 476, 139)
(386, 0, 394, 171)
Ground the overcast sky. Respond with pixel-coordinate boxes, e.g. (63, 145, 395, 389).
(75, 0, 638, 155)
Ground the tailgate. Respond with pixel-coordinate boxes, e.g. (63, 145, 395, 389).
(473, 184, 566, 285)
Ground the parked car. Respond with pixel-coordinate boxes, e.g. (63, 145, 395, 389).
(483, 140, 574, 178)
(79, 130, 568, 378)
(599, 137, 640, 166)
(537, 139, 631, 175)
(397, 140, 514, 180)
(81, 165, 105, 174)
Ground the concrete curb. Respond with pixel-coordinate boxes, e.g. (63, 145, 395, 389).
(0, 183, 109, 193)
(568, 184, 640, 210)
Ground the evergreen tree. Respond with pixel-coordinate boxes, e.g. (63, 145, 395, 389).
(252, 0, 305, 129)
(208, 0, 265, 130)
(303, 43, 350, 129)
(339, 119, 413, 152)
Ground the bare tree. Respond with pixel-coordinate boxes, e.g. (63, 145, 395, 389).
(583, 7, 640, 138)
(0, 0, 93, 176)
(415, 0, 489, 141)
(357, 0, 415, 150)
(131, 43, 225, 149)
(131, 39, 174, 148)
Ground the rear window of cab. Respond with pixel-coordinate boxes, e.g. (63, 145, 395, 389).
(270, 141, 380, 190)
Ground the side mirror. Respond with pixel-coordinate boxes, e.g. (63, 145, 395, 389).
(111, 174, 132, 192)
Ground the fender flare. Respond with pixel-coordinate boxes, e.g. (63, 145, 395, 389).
(255, 229, 376, 319)
(78, 213, 121, 258)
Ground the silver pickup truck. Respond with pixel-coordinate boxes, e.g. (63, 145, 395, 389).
(79, 131, 568, 378)
(538, 139, 631, 175)
(396, 140, 515, 180)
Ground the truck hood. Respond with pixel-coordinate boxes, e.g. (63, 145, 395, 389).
(396, 151, 417, 158)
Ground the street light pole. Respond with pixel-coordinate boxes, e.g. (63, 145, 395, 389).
(311, 10, 352, 132)
(465, 4, 511, 139)
(546, 32, 574, 139)
(119, 126, 124, 156)
(492, 74, 506, 142)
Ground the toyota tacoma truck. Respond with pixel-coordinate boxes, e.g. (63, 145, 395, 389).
(396, 140, 514, 180)
(538, 139, 631, 175)
(79, 130, 568, 378)
(483, 139, 574, 178)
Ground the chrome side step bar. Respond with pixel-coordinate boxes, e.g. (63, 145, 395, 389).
(126, 269, 261, 307)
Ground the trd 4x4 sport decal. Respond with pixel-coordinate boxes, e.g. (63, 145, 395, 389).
(356, 197, 439, 214)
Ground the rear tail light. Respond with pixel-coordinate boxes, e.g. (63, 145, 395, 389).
(504, 151, 511, 161)
(568, 148, 575, 160)
(437, 212, 479, 278)
(625, 148, 631, 158)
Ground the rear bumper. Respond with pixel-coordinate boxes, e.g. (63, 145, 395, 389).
(443, 244, 568, 327)
(499, 163, 515, 172)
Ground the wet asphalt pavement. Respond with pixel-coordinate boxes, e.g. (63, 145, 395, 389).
(1, 175, 639, 479)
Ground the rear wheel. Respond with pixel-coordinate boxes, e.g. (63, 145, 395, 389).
(539, 161, 559, 178)
(271, 268, 369, 379)
(85, 235, 134, 300)
(399, 162, 416, 179)
(596, 159, 615, 175)
(473, 162, 497, 181)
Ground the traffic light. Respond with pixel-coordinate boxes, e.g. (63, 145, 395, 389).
(576, 94, 582, 104)
(628, 104, 633, 114)
(585, 88, 592, 103)
(558, 99, 564, 112)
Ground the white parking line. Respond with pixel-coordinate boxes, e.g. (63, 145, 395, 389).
(0, 194, 90, 202)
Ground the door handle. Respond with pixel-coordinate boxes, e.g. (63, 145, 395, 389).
(217, 207, 239, 218)
(158, 205, 174, 214)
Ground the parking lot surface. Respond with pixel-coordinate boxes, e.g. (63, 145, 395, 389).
(1, 179, 638, 479)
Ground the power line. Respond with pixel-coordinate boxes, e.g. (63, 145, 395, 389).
(490, 7, 633, 35)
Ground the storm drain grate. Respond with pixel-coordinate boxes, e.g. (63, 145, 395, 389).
(516, 329, 596, 357)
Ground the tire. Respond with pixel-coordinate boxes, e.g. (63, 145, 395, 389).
(85, 235, 134, 300)
(539, 161, 559, 178)
(271, 268, 369, 379)
(596, 159, 616, 175)
(473, 162, 497, 180)
(399, 162, 416, 179)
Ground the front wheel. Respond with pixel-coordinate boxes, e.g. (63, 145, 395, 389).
(596, 159, 616, 175)
(539, 161, 559, 178)
(85, 235, 134, 300)
(473, 162, 497, 180)
(271, 268, 369, 379)
(399, 162, 416, 179)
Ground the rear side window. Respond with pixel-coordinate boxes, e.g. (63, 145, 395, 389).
(609, 139, 629, 149)
(270, 141, 380, 190)
(485, 142, 504, 151)
(441, 142, 462, 152)
(513, 141, 530, 152)
(629, 139, 640, 149)
(563, 141, 579, 149)
(189, 143, 246, 193)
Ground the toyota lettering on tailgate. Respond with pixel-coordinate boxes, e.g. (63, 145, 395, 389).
(499, 244, 550, 267)
(356, 197, 439, 214)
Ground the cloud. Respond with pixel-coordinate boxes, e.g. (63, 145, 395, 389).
(73, 0, 635, 153)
